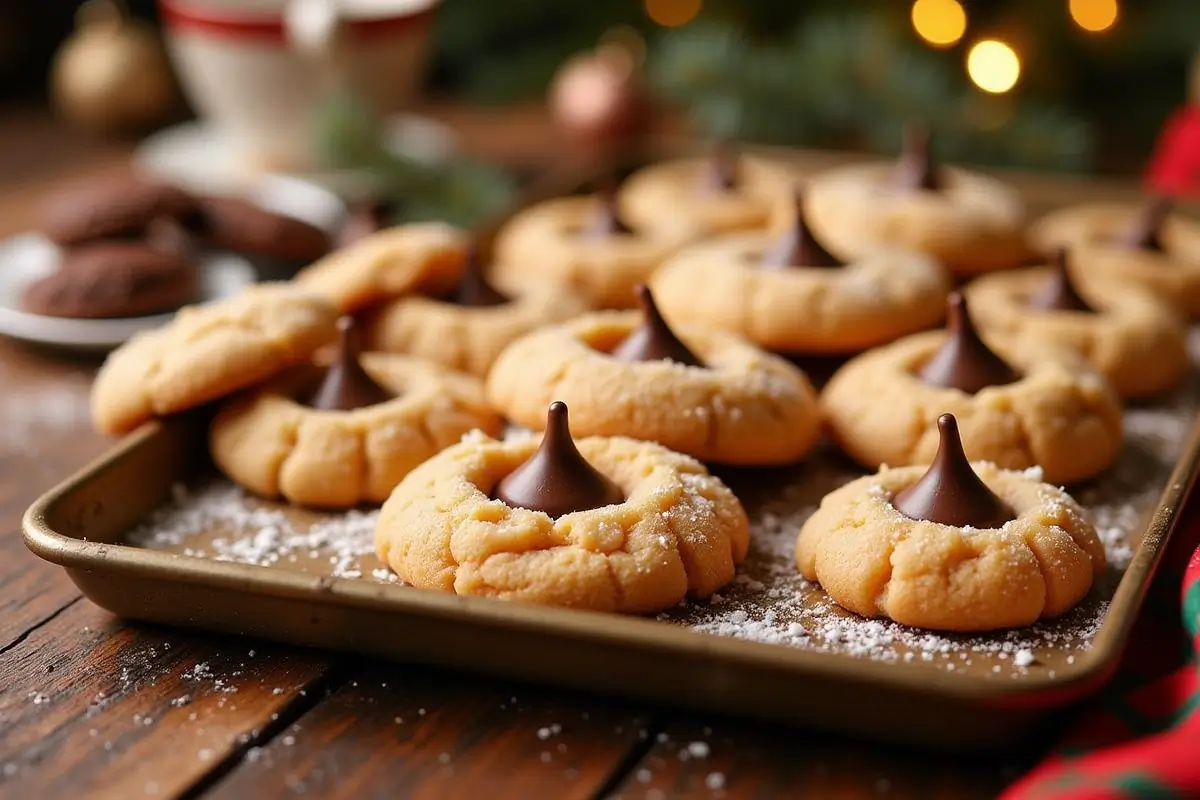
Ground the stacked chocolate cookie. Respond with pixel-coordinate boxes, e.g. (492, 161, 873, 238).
(26, 176, 331, 320)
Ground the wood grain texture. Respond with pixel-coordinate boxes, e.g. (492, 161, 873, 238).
(0, 599, 336, 799)
(208, 664, 654, 800)
(605, 717, 1026, 799)
(0, 338, 105, 648)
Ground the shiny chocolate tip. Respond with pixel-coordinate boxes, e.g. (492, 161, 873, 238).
(493, 401, 625, 518)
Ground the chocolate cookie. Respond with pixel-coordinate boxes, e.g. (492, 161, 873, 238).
(187, 196, 331, 263)
(39, 177, 196, 247)
(21, 242, 199, 320)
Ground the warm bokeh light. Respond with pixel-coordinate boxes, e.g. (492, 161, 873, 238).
(910, 0, 967, 47)
(644, 0, 702, 28)
(1069, 0, 1118, 33)
(966, 39, 1021, 94)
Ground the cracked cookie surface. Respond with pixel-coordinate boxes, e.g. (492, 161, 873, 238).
(795, 464, 1106, 631)
(376, 432, 749, 613)
(491, 195, 698, 309)
(802, 163, 1031, 276)
(650, 232, 950, 354)
(965, 265, 1188, 399)
(1029, 204, 1200, 316)
(618, 155, 799, 234)
(486, 312, 822, 466)
(210, 354, 501, 508)
(362, 282, 589, 377)
(819, 331, 1123, 484)
(91, 283, 338, 435)
(295, 222, 466, 312)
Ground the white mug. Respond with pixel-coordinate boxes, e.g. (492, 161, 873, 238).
(159, 0, 439, 171)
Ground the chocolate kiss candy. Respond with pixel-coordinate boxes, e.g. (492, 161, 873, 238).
(493, 401, 624, 518)
(1028, 249, 1094, 313)
(891, 121, 941, 192)
(337, 197, 397, 249)
(892, 414, 1016, 528)
(305, 316, 393, 411)
(1117, 197, 1171, 252)
(451, 243, 509, 307)
(697, 140, 739, 193)
(611, 285, 704, 367)
(580, 182, 634, 239)
(761, 188, 841, 268)
(920, 292, 1019, 394)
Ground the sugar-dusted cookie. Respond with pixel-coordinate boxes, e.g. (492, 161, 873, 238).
(820, 292, 1122, 484)
(91, 283, 338, 435)
(211, 317, 500, 508)
(376, 401, 750, 612)
(21, 241, 198, 319)
(39, 176, 195, 246)
(650, 190, 950, 354)
(487, 286, 821, 466)
(965, 250, 1188, 399)
(491, 186, 697, 309)
(1028, 199, 1200, 316)
(618, 145, 799, 234)
(802, 125, 1032, 276)
(361, 244, 589, 376)
(796, 413, 1106, 631)
(295, 222, 467, 312)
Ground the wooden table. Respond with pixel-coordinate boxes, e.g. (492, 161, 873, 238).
(0, 104, 1152, 800)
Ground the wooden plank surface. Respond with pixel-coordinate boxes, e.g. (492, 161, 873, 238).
(607, 717, 1024, 799)
(0, 103, 1159, 799)
(208, 664, 654, 800)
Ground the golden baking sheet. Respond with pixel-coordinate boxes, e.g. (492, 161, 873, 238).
(119, 333, 1200, 683)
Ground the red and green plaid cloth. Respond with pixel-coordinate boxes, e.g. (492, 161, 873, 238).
(1003, 497, 1200, 800)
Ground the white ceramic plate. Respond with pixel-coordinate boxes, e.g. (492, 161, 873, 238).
(133, 113, 457, 195)
(0, 236, 255, 352)
(0, 175, 344, 353)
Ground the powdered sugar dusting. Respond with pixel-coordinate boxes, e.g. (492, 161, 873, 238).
(127, 483, 391, 582)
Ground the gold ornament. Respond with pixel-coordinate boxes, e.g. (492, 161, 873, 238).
(50, 0, 178, 134)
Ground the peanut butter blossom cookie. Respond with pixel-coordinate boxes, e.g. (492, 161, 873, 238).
(1029, 199, 1200, 316)
(796, 414, 1106, 632)
(820, 292, 1123, 484)
(295, 222, 467, 312)
(361, 243, 588, 376)
(802, 125, 1031, 276)
(487, 286, 821, 466)
(491, 185, 697, 309)
(375, 401, 750, 612)
(966, 249, 1188, 399)
(91, 283, 338, 435)
(650, 189, 950, 354)
(210, 317, 500, 509)
(617, 144, 798, 234)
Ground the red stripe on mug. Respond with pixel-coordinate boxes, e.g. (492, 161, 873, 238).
(158, 0, 436, 42)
